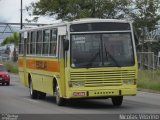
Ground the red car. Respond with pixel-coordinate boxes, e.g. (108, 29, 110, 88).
(0, 64, 10, 86)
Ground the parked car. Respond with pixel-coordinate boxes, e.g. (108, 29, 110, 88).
(0, 64, 10, 86)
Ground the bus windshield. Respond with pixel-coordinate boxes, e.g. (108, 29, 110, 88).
(71, 33, 134, 68)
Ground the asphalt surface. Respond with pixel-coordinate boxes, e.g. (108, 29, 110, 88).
(0, 73, 160, 119)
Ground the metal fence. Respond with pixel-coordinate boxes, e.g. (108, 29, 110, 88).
(137, 52, 160, 70)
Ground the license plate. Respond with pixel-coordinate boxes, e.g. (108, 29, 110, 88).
(73, 92, 86, 96)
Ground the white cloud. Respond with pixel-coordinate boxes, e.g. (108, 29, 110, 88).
(0, 0, 35, 22)
(0, 0, 58, 23)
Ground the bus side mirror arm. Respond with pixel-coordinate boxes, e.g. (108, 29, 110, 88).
(64, 39, 69, 51)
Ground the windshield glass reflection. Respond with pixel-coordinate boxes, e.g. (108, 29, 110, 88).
(71, 33, 134, 68)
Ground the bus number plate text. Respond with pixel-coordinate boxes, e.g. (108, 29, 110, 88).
(73, 92, 86, 96)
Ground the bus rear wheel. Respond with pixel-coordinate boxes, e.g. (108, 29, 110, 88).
(55, 84, 66, 106)
(111, 96, 123, 106)
(29, 80, 38, 99)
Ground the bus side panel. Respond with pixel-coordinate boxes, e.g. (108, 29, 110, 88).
(25, 57, 60, 95)
(18, 70, 25, 85)
(41, 59, 60, 95)
(43, 75, 55, 95)
(32, 72, 43, 92)
(18, 57, 27, 87)
(26, 58, 43, 91)
(58, 59, 66, 97)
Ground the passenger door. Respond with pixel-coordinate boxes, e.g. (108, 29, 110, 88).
(58, 26, 67, 97)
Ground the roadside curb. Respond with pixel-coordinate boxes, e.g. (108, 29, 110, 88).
(138, 88, 160, 94)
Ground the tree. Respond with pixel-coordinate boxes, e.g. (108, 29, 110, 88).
(129, 0, 160, 53)
(127, 0, 160, 69)
(1, 32, 19, 46)
(130, 0, 160, 34)
(26, 0, 132, 21)
(1, 32, 19, 62)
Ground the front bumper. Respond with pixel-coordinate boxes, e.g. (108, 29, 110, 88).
(67, 86, 137, 98)
(0, 79, 10, 83)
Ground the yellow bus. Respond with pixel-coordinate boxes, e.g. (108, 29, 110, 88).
(18, 19, 138, 106)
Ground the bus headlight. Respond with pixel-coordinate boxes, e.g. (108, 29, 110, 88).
(69, 81, 85, 87)
(123, 80, 135, 85)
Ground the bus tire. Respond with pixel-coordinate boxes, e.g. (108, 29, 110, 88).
(29, 79, 38, 99)
(38, 92, 46, 99)
(111, 96, 123, 106)
(55, 84, 66, 106)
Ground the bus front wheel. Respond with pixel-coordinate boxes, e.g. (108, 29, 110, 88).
(111, 96, 123, 106)
(38, 91, 46, 99)
(29, 80, 38, 99)
(55, 84, 66, 106)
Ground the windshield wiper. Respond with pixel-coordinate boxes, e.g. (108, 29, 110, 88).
(104, 44, 121, 67)
(85, 47, 100, 68)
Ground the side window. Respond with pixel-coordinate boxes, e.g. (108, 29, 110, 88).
(50, 29, 57, 56)
(43, 29, 50, 55)
(30, 31, 36, 55)
(19, 33, 24, 54)
(36, 30, 42, 55)
(27, 32, 30, 55)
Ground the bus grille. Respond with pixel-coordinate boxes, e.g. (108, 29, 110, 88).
(70, 70, 135, 87)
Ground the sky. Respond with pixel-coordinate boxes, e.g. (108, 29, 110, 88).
(0, 0, 60, 43)
(0, 0, 58, 23)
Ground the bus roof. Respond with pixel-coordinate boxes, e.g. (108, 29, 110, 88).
(19, 18, 131, 32)
(71, 18, 130, 24)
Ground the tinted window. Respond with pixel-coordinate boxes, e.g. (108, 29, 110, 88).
(36, 30, 42, 54)
(30, 31, 36, 54)
(71, 33, 134, 68)
(70, 22, 130, 32)
(27, 32, 30, 54)
(50, 29, 57, 56)
(43, 29, 50, 55)
(19, 33, 24, 54)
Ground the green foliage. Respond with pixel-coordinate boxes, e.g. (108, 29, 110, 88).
(0, 62, 18, 73)
(138, 70, 160, 91)
(27, 0, 132, 21)
(130, 0, 160, 37)
(26, 0, 160, 31)
(1, 32, 19, 46)
(5, 63, 18, 73)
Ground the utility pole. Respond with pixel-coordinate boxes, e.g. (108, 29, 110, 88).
(20, 0, 23, 29)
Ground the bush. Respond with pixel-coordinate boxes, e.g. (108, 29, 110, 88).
(0, 61, 18, 73)
(138, 70, 160, 91)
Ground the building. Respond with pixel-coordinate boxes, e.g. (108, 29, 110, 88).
(0, 43, 17, 61)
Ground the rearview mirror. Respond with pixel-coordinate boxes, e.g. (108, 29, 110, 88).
(64, 39, 69, 51)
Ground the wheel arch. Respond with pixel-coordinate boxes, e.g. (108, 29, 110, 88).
(52, 77, 58, 94)
(28, 73, 32, 88)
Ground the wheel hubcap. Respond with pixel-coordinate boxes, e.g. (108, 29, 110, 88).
(30, 82, 33, 95)
(56, 86, 60, 103)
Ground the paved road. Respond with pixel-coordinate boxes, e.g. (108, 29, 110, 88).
(0, 74, 160, 119)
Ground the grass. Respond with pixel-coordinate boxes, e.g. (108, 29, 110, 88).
(0, 61, 18, 73)
(138, 70, 160, 91)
